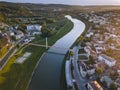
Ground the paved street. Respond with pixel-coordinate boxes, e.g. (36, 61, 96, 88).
(0, 36, 26, 69)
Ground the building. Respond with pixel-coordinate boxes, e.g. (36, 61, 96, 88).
(87, 65, 96, 75)
(94, 61, 106, 71)
(118, 70, 120, 76)
(86, 32, 94, 38)
(27, 25, 42, 31)
(15, 30, 24, 40)
(100, 76, 113, 87)
(79, 61, 95, 77)
(84, 46, 97, 59)
(86, 81, 103, 90)
(93, 44, 105, 54)
(98, 54, 116, 67)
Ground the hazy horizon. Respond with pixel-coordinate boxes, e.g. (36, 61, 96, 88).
(1, 0, 120, 5)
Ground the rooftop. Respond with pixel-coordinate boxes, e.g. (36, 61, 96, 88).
(100, 54, 116, 62)
(90, 81, 103, 90)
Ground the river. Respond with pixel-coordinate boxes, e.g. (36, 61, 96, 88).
(28, 15, 85, 90)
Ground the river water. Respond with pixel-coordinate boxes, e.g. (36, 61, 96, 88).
(28, 15, 85, 90)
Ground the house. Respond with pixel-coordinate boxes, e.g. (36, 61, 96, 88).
(98, 54, 116, 67)
(86, 65, 96, 75)
(31, 31, 41, 36)
(86, 32, 94, 38)
(95, 47, 105, 54)
(86, 80, 103, 90)
(15, 30, 24, 40)
(93, 44, 105, 54)
(79, 61, 95, 77)
(0, 33, 11, 48)
(9, 31, 15, 36)
(116, 78, 120, 88)
(84, 46, 97, 59)
(118, 70, 120, 76)
(94, 61, 106, 71)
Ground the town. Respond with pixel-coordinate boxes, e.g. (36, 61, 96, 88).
(66, 11, 120, 90)
(0, 1, 120, 90)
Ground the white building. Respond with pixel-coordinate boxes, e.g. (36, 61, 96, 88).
(118, 70, 120, 76)
(10, 31, 15, 36)
(27, 25, 42, 31)
(98, 54, 116, 67)
(87, 66, 95, 75)
(15, 30, 24, 40)
(86, 32, 94, 38)
(32, 31, 41, 35)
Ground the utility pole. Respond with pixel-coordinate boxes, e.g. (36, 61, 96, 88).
(46, 37, 48, 49)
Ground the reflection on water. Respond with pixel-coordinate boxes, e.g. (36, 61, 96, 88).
(28, 53, 65, 90)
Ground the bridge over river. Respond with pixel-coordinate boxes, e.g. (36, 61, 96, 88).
(28, 15, 85, 90)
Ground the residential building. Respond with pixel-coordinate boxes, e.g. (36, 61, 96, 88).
(86, 81, 103, 90)
(98, 54, 116, 67)
(100, 76, 113, 87)
(118, 70, 120, 76)
(86, 65, 95, 75)
(15, 30, 24, 40)
(84, 46, 97, 59)
(94, 61, 106, 71)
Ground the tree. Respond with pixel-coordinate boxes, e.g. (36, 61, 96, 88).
(110, 72, 119, 80)
(0, 13, 6, 21)
(41, 26, 55, 37)
(46, 18, 56, 23)
(18, 24, 27, 33)
(102, 80, 107, 87)
(11, 36, 16, 41)
(81, 41, 86, 47)
(42, 21, 46, 27)
(96, 68, 103, 77)
(109, 82, 117, 90)
(70, 51, 74, 56)
(48, 29, 55, 36)
(12, 18, 19, 24)
(41, 26, 49, 37)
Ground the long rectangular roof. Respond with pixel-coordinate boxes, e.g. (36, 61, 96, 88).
(100, 54, 116, 62)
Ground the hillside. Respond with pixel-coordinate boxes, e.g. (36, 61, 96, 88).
(0, 1, 120, 25)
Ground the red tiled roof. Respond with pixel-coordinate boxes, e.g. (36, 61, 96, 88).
(90, 81, 103, 90)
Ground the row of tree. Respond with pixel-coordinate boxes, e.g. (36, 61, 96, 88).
(41, 21, 56, 37)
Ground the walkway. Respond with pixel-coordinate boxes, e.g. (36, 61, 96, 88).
(72, 46, 95, 90)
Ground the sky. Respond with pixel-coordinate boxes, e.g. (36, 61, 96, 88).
(1, 0, 120, 5)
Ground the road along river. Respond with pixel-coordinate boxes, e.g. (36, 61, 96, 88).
(28, 15, 85, 90)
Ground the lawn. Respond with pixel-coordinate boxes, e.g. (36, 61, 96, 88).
(78, 48, 86, 54)
(78, 55, 88, 60)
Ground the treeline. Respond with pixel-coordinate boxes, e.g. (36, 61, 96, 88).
(0, 3, 32, 16)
